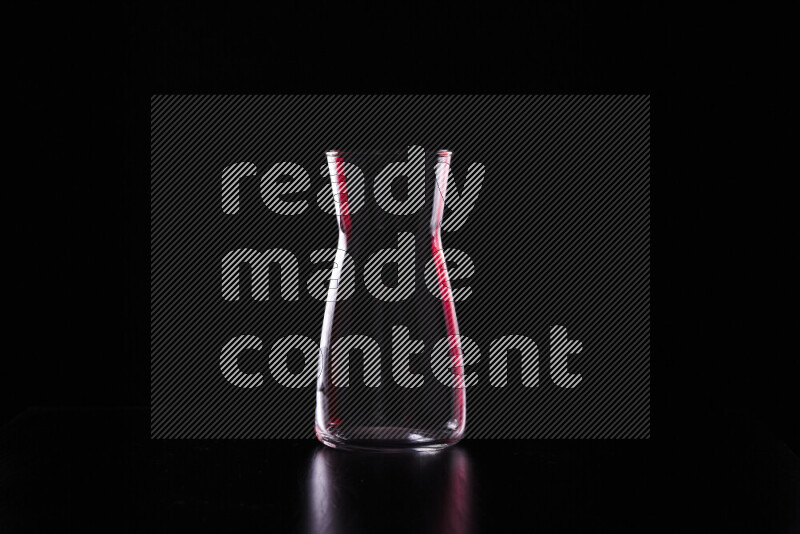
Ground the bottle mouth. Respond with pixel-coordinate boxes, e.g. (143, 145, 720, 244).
(326, 149, 452, 157)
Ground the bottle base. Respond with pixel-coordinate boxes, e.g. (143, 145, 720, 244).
(315, 425, 463, 452)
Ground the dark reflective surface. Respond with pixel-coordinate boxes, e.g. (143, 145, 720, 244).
(1, 408, 797, 533)
(303, 446, 473, 534)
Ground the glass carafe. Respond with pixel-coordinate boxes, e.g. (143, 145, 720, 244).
(315, 147, 466, 451)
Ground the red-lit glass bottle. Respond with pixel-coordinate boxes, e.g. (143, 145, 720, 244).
(315, 147, 465, 451)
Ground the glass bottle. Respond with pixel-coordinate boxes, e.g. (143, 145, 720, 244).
(315, 147, 466, 451)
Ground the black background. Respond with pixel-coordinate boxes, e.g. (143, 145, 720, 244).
(4, 2, 798, 533)
(8, 2, 661, 431)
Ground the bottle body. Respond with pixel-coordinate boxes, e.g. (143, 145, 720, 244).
(315, 147, 465, 451)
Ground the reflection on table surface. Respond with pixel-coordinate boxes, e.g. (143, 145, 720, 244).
(304, 446, 474, 534)
(2, 408, 797, 533)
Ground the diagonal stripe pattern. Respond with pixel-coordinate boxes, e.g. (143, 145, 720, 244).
(151, 95, 650, 439)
